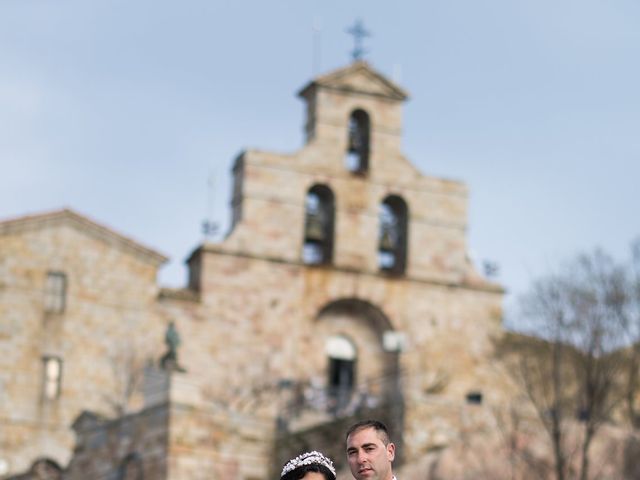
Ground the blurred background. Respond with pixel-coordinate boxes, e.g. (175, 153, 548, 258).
(1, 0, 639, 324)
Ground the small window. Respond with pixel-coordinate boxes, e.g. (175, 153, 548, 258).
(303, 185, 335, 265)
(42, 356, 63, 400)
(345, 109, 370, 174)
(577, 407, 590, 422)
(44, 271, 67, 314)
(378, 196, 409, 274)
(466, 391, 483, 405)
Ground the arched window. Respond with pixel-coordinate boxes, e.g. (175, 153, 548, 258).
(119, 452, 144, 480)
(326, 335, 356, 412)
(378, 195, 408, 274)
(303, 185, 335, 265)
(345, 109, 370, 174)
(30, 458, 63, 480)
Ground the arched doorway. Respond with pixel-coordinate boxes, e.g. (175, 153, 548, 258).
(326, 334, 357, 412)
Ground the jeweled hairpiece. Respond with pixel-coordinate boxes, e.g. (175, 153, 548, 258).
(280, 451, 336, 479)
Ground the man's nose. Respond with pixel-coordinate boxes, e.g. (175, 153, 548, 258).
(357, 450, 367, 464)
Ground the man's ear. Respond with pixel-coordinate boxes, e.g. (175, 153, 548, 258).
(386, 442, 396, 462)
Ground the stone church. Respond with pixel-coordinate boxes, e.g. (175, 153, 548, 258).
(0, 60, 505, 479)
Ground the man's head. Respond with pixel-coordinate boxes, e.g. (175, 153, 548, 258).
(345, 420, 395, 480)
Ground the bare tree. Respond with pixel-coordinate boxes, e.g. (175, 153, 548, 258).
(509, 249, 629, 480)
(104, 341, 150, 416)
(617, 239, 640, 428)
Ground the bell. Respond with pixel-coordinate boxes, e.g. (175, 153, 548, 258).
(349, 132, 362, 153)
(379, 226, 396, 252)
(305, 213, 326, 241)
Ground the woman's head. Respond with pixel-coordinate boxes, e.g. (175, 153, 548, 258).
(280, 451, 336, 480)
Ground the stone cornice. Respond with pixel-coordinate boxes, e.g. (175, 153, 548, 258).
(298, 60, 409, 101)
(197, 244, 505, 295)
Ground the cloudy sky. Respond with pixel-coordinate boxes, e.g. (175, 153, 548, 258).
(2, 0, 639, 324)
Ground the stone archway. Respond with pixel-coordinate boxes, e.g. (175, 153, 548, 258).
(317, 298, 395, 335)
(316, 298, 399, 377)
(315, 298, 403, 416)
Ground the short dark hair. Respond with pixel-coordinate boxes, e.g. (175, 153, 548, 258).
(345, 419, 391, 445)
(281, 464, 335, 480)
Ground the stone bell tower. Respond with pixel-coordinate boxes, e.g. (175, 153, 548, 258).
(183, 59, 503, 475)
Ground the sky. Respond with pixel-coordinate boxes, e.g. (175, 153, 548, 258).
(1, 0, 639, 325)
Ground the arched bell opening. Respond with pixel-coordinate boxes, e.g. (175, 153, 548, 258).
(378, 195, 409, 275)
(302, 184, 335, 265)
(345, 109, 370, 174)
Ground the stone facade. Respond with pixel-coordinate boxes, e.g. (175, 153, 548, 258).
(0, 210, 167, 476)
(0, 61, 505, 479)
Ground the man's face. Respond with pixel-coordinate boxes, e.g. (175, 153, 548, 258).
(346, 427, 395, 480)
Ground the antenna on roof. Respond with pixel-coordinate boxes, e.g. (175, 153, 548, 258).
(346, 19, 371, 61)
(202, 171, 219, 241)
(312, 17, 322, 75)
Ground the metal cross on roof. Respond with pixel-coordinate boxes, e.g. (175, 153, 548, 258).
(346, 19, 371, 61)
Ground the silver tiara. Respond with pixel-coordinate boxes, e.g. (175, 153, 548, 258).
(281, 451, 336, 478)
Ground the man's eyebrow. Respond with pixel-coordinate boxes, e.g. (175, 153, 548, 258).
(347, 441, 377, 452)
